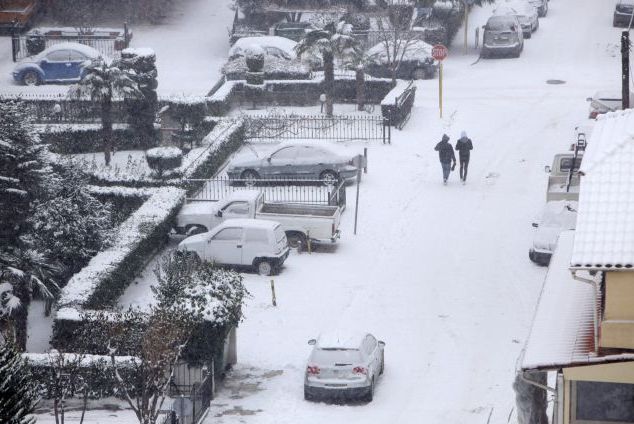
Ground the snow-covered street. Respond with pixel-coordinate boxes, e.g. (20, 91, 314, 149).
(199, 1, 619, 423)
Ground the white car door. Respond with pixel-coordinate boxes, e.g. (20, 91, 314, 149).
(242, 227, 271, 265)
(365, 335, 380, 378)
(207, 227, 244, 265)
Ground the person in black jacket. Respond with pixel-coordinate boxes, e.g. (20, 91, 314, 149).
(434, 134, 456, 185)
(455, 131, 473, 184)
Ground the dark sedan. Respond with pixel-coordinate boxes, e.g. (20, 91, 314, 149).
(614, 0, 634, 26)
(365, 39, 438, 80)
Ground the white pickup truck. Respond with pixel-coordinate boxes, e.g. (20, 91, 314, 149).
(545, 152, 583, 202)
(175, 190, 342, 249)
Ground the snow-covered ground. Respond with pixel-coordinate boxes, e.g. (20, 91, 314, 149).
(23, 0, 626, 421)
(197, 1, 620, 423)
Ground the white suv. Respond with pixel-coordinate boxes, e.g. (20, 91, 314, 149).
(177, 219, 289, 276)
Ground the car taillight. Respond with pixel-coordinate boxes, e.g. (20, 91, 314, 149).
(353, 366, 367, 375)
(307, 365, 320, 375)
(589, 110, 599, 119)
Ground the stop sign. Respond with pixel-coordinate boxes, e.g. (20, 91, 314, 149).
(432, 44, 448, 61)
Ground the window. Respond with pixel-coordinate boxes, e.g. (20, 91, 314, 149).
(212, 227, 242, 241)
(560, 157, 582, 172)
(68, 50, 88, 61)
(224, 201, 249, 215)
(271, 147, 298, 160)
(573, 381, 634, 423)
(46, 50, 70, 62)
(245, 228, 268, 243)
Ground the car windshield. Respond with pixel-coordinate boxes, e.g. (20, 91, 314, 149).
(312, 348, 362, 364)
(486, 18, 515, 30)
(274, 225, 286, 245)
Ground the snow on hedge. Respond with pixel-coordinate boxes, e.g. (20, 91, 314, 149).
(57, 186, 185, 309)
(23, 352, 140, 368)
(382, 80, 415, 106)
(122, 47, 155, 58)
(146, 146, 182, 160)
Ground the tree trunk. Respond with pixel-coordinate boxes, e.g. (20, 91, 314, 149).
(102, 94, 113, 166)
(356, 65, 365, 111)
(323, 51, 334, 117)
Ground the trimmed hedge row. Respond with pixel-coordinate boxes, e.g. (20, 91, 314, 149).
(38, 124, 161, 154)
(23, 353, 140, 400)
(56, 186, 185, 311)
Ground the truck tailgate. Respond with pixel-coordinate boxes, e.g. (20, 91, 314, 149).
(257, 202, 342, 242)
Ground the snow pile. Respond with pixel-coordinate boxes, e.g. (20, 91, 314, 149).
(57, 186, 185, 310)
(122, 47, 155, 59)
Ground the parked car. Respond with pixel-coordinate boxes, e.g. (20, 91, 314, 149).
(177, 218, 290, 276)
(545, 152, 583, 202)
(228, 36, 297, 60)
(12, 42, 104, 86)
(614, 0, 634, 27)
(226, 143, 360, 185)
(273, 22, 315, 42)
(175, 190, 343, 249)
(527, 0, 548, 17)
(493, 1, 539, 38)
(365, 39, 438, 80)
(481, 15, 524, 58)
(529, 200, 577, 266)
(586, 90, 634, 119)
(304, 332, 385, 402)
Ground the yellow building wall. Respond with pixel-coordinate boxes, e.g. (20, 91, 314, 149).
(600, 272, 634, 349)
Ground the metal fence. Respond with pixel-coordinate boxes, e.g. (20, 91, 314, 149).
(244, 114, 390, 144)
(186, 177, 347, 210)
(11, 27, 130, 62)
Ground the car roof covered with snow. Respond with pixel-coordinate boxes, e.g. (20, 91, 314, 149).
(229, 36, 297, 58)
(317, 331, 371, 349)
(37, 42, 103, 59)
(219, 218, 280, 230)
(366, 39, 434, 64)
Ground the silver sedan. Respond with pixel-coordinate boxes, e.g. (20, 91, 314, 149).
(304, 332, 385, 402)
(226, 144, 359, 185)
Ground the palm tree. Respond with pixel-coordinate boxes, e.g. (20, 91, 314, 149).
(70, 58, 141, 166)
(296, 20, 361, 117)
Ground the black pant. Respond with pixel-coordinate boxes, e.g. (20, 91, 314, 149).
(459, 156, 470, 181)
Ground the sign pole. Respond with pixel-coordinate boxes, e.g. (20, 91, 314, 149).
(464, 5, 468, 53)
(439, 62, 443, 118)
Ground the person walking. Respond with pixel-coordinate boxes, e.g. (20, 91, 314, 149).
(434, 134, 456, 185)
(455, 131, 473, 184)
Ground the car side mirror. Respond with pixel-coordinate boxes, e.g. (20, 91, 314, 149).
(544, 165, 551, 173)
(216, 211, 223, 218)
(532, 222, 539, 228)
(308, 339, 316, 345)
(378, 340, 386, 347)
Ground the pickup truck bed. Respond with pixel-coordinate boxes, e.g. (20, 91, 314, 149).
(259, 203, 339, 218)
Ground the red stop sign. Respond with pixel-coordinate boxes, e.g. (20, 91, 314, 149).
(432, 44, 448, 61)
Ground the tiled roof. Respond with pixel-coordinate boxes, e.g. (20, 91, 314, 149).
(522, 232, 634, 371)
(571, 109, 634, 269)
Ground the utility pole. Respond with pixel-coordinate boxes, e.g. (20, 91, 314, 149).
(622, 30, 630, 110)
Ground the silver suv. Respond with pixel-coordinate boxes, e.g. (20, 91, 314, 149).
(482, 15, 524, 58)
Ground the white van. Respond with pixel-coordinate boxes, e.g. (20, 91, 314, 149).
(177, 219, 290, 276)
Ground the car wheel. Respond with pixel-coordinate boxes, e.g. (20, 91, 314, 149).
(412, 67, 426, 80)
(286, 231, 307, 250)
(185, 225, 207, 236)
(364, 378, 375, 402)
(256, 260, 273, 276)
(241, 170, 260, 187)
(319, 170, 338, 186)
(22, 70, 40, 86)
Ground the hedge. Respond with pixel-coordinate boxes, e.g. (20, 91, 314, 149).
(56, 186, 185, 311)
(38, 124, 161, 154)
(23, 353, 140, 400)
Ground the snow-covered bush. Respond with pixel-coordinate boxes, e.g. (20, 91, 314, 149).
(145, 147, 183, 177)
(223, 56, 310, 81)
(245, 45, 265, 72)
(0, 343, 39, 422)
(40, 124, 161, 155)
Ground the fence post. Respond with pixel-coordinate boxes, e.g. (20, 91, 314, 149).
(353, 169, 361, 235)
(270, 279, 277, 306)
(363, 147, 368, 174)
(11, 22, 19, 62)
(475, 27, 479, 49)
(124, 22, 130, 48)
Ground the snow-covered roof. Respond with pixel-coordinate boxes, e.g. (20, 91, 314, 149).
(571, 109, 634, 269)
(318, 331, 369, 349)
(521, 231, 634, 371)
